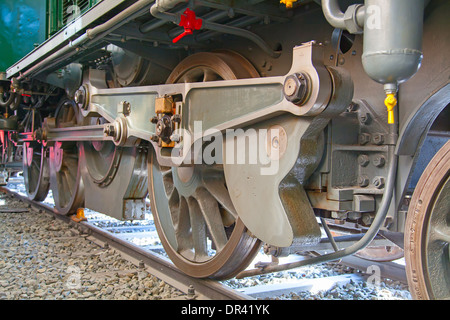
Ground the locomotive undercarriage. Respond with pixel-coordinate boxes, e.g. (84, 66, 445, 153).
(0, 0, 449, 298)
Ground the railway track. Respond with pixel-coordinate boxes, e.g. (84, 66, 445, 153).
(1, 176, 411, 301)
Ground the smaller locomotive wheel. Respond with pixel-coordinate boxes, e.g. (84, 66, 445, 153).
(23, 142, 50, 201)
(405, 140, 450, 300)
(49, 99, 84, 215)
(22, 108, 50, 201)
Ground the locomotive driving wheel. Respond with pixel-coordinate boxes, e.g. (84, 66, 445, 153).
(23, 142, 50, 201)
(405, 140, 450, 300)
(148, 51, 261, 279)
(22, 110, 50, 201)
(49, 99, 84, 215)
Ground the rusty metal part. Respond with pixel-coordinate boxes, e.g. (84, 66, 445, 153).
(404, 140, 450, 300)
(355, 246, 404, 263)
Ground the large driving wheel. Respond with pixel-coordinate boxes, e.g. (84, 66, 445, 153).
(49, 99, 84, 215)
(405, 140, 450, 299)
(148, 51, 261, 279)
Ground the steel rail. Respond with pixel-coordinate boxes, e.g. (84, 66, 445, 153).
(0, 186, 253, 300)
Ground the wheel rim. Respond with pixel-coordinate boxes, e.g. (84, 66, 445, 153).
(149, 51, 261, 279)
(424, 174, 450, 299)
(405, 140, 450, 299)
(49, 99, 84, 214)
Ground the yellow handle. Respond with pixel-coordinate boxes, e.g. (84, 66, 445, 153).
(384, 93, 397, 124)
(280, 0, 297, 9)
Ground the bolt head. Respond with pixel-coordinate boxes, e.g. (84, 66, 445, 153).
(358, 175, 369, 187)
(283, 73, 308, 105)
(373, 155, 386, 167)
(284, 77, 298, 96)
(359, 133, 371, 145)
(358, 154, 369, 167)
(74, 90, 83, 104)
(170, 134, 180, 142)
(372, 133, 384, 145)
(373, 176, 385, 189)
(359, 113, 370, 125)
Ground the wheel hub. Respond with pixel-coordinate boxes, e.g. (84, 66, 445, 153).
(25, 144, 34, 167)
(53, 142, 64, 172)
(172, 166, 201, 198)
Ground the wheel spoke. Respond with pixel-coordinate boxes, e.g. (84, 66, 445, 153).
(202, 68, 219, 82)
(195, 188, 228, 252)
(173, 196, 193, 254)
(202, 176, 237, 219)
(161, 169, 174, 197)
(430, 225, 450, 245)
(61, 167, 74, 195)
(187, 197, 208, 260)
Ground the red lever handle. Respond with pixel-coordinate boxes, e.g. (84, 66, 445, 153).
(172, 30, 193, 43)
(172, 8, 202, 43)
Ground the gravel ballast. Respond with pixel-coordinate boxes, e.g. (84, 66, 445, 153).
(0, 193, 183, 300)
(1, 181, 413, 300)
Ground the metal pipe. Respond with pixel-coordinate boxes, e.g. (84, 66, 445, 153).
(320, 217, 339, 252)
(141, 0, 189, 33)
(0, 90, 15, 108)
(195, 15, 261, 42)
(237, 123, 398, 278)
(321, 0, 346, 29)
(149, 3, 280, 58)
(321, 0, 364, 34)
(168, 10, 229, 39)
(203, 20, 280, 58)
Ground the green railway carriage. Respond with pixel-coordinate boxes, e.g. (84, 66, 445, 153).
(0, 0, 102, 75)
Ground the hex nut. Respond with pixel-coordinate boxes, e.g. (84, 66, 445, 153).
(343, 4, 364, 34)
(283, 73, 309, 105)
(358, 154, 370, 167)
(74, 85, 88, 110)
(359, 113, 370, 125)
(359, 133, 371, 145)
(358, 175, 370, 187)
(372, 133, 385, 145)
(373, 176, 385, 189)
(373, 155, 386, 167)
(362, 213, 375, 225)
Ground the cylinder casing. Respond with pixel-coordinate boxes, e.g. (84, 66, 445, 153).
(361, 0, 424, 85)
